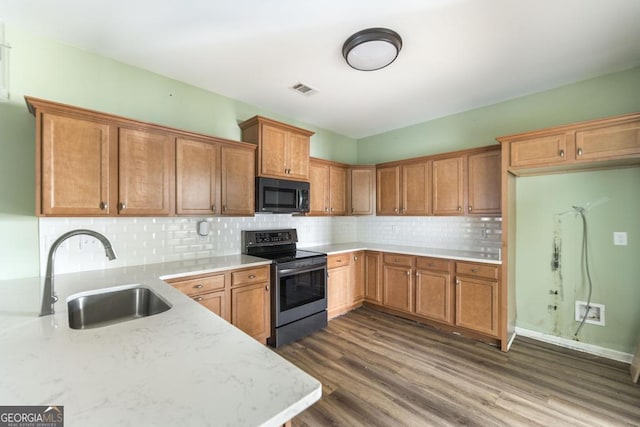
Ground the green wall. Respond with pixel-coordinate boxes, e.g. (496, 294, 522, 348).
(0, 25, 356, 280)
(516, 169, 640, 353)
(357, 67, 640, 164)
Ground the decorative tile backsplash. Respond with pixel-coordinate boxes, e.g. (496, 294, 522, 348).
(39, 215, 501, 274)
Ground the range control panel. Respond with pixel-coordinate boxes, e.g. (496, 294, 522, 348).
(242, 229, 298, 248)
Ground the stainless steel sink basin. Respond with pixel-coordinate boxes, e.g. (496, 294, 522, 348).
(67, 285, 172, 329)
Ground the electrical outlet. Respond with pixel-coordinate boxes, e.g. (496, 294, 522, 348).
(391, 225, 397, 233)
(613, 232, 628, 246)
(79, 236, 99, 250)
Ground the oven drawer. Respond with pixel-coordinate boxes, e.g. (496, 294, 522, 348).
(328, 253, 351, 269)
(170, 274, 225, 296)
(231, 266, 270, 287)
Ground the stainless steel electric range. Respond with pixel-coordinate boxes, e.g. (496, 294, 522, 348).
(241, 229, 327, 348)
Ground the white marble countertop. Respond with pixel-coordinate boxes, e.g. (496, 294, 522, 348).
(0, 255, 321, 427)
(301, 242, 501, 264)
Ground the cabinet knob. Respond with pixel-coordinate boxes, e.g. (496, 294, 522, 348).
(211, 205, 216, 213)
(415, 271, 419, 277)
(118, 202, 126, 211)
(394, 208, 398, 213)
(457, 206, 462, 213)
(406, 270, 411, 276)
(325, 207, 329, 212)
(99, 202, 108, 211)
(354, 256, 358, 261)
(223, 205, 227, 212)
(468, 205, 473, 213)
(194, 284, 204, 289)
(559, 149, 565, 158)
(401, 208, 406, 213)
(456, 280, 461, 286)
(194, 297, 204, 302)
(265, 285, 269, 291)
(331, 208, 334, 212)
(577, 148, 583, 156)
(248, 274, 256, 279)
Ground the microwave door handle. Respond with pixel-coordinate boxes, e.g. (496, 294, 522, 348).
(298, 189, 303, 209)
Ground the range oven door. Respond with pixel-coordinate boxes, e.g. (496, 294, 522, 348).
(273, 258, 327, 327)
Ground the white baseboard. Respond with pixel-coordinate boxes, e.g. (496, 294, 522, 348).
(514, 327, 633, 364)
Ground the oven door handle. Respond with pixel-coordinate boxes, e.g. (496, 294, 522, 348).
(278, 265, 326, 276)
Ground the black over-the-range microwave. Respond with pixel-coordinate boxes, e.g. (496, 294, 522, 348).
(255, 177, 310, 213)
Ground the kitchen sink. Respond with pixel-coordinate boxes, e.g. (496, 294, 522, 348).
(67, 285, 172, 330)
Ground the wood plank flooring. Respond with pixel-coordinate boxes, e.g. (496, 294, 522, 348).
(276, 307, 640, 426)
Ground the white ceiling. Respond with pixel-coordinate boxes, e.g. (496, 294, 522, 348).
(1, 0, 640, 139)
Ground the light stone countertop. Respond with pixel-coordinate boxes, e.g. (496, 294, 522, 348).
(301, 242, 501, 264)
(0, 255, 321, 427)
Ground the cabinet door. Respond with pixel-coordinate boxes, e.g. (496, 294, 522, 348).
(328, 265, 350, 319)
(382, 264, 413, 313)
(455, 276, 498, 337)
(287, 132, 310, 181)
(41, 113, 113, 215)
(352, 251, 365, 303)
(231, 282, 270, 343)
(467, 150, 501, 215)
(329, 166, 347, 215)
(402, 161, 430, 215)
(365, 252, 382, 303)
(509, 134, 568, 168)
(176, 138, 219, 215)
(118, 128, 174, 216)
(432, 156, 464, 215)
(309, 162, 330, 215)
(376, 166, 400, 215)
(575, 120, 640, 161)
(194, 291, 228, 322)
(260, 124, 288, 178)
(220, 145, 255, 216)
(350, 167, 374, 215)
(415, 270, 452, 324)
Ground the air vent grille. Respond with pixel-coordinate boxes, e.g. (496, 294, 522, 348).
(291, 82, 318, 96)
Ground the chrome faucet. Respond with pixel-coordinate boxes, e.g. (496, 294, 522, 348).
(40, 229, 117, 316)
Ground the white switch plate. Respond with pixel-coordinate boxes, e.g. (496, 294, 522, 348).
(613, 232, 628, 246)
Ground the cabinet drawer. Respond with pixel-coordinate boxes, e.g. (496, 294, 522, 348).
(328, 253, 351, 269)
(171, 274, 225, 296)
(416, 257, 450, 273)
(383, 253, 413, 267)
(231, 266, 270, 287)
(456, 262, 498, 280)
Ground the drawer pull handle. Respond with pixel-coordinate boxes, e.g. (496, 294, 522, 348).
(194, 297, 203, 302)
(194, 284, 204, 289)
(559, 149, 565, 158)
(471, 268, 479, 273)
(248, 274, 256, 279)
(336, 259, 342, 263)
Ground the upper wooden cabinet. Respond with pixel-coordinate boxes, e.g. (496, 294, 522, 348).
(432, 147, 501, 216)
(39, 112, 116, 215)
(220, 145, 256, 216)
(498, 113, 640, 175)
(176, 138, 219, 215)
(239, 116, 314, 182)
(308, 158, 347, 216)
(27, 97, 256, 217)
(377, 160, 430, 216)
(349, 166, 375, 215)
(118, 127, 175, 216)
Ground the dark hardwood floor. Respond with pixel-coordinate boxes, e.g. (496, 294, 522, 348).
(276, 307, 640, 426)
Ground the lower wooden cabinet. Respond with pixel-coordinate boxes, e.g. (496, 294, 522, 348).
(327, 252, 366, 319)
(382, 261, 413, 314)
(454, 261, 499, 337)
(414, 257, 453, 324)
(364, 251, 382, 304)
(166, 265, 271, 344)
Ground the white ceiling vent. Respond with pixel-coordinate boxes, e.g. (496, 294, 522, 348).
(291, 82, 318, 96)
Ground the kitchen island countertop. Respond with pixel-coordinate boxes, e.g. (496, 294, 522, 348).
(0, 254, 321, 427)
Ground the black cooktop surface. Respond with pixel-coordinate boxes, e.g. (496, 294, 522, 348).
(256, 249, 325, 263)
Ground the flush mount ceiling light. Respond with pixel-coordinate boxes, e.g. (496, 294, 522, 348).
(342, 27, 402, 71)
